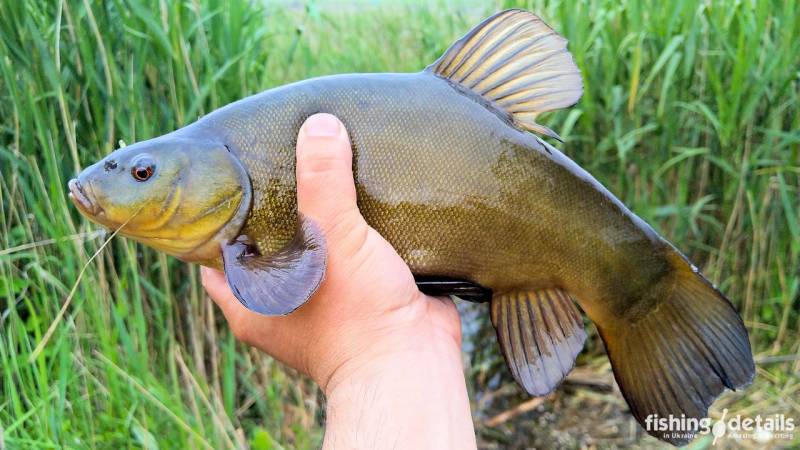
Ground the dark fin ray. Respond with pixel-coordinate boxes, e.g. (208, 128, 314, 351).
(425, 9, 583, 140)
(596, 250, 755, 446)
(491, 288, 586, 397)
(414, 275, 492, 302)
(221, 214, 326, 316)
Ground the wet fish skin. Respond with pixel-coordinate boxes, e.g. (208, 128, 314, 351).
(188, 72, 667, 319)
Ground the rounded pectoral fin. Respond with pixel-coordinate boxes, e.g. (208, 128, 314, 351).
(221, 215, 327, 316)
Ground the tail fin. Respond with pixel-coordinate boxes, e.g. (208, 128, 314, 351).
(597, 250, 754, 446)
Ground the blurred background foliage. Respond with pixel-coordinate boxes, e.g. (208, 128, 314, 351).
(0, 0, 797, 448)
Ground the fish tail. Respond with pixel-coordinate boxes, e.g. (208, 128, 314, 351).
(596, 248, 754, 446)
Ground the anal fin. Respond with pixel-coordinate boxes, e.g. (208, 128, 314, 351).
(221, 215, 326, 316)
(491, 288, 586, 396)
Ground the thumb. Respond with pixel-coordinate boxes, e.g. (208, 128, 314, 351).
(296, 113, 358, 227)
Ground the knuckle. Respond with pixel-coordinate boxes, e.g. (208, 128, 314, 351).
(297, 153, 349, 179)
(297, 138, 351, 172)
(325, 210, 368, 245)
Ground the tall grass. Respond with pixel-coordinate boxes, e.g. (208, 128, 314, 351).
(0, 0, 797, 448)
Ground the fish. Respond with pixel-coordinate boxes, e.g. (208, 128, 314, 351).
(68, 9, 754, 445)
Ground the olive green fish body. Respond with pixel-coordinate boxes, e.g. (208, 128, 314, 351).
(190, 71, 665, 322)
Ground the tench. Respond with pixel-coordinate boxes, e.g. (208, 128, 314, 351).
(68, 9, 754, 445)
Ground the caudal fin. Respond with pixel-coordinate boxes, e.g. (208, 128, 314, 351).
(597, 250, 754, 446)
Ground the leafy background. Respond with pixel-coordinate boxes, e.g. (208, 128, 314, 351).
(0, 0, 797, 448)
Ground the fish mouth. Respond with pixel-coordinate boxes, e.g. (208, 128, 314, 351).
(68, 178, 103, 216)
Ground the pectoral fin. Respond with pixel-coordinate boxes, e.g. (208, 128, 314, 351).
(221, 215, 326, 316)
(491, 288, 586, 396)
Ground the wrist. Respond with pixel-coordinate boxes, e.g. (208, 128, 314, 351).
(323, 327, 457, 394)
(322, 330, 476, 449)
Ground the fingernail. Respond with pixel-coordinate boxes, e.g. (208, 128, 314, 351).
(304, 113, 340, 137)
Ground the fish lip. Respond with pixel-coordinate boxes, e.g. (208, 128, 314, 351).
(68, 178, 103, 216)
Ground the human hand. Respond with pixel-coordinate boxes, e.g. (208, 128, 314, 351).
(201, 113, 477, 449)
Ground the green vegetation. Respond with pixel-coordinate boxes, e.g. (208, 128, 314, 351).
(1, 0, 797, 448)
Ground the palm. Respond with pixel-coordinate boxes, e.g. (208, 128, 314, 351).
(296, 217, 464, 382)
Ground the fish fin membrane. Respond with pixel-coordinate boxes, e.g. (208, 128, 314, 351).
(491, 288, 586, 396)
(221, 214, 326, 316)
(425, 9, 583, 140)
(597, 250, 755, 445)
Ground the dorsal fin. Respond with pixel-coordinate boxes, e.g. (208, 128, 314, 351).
(426, 9, 583, 141)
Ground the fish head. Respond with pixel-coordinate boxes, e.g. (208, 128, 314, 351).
(68, 135, 252, 263)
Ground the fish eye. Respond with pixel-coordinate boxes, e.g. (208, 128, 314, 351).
(131, 156, 156, 182)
